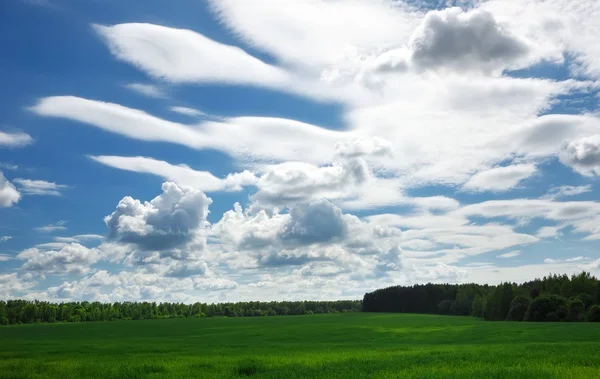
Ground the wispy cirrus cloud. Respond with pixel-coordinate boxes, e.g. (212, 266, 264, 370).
(169, 106, 206, 117)
(13, 178, 69, 196)
(497, 250, 520, 259)
(462, 164, 537, 192)
(34, 221, 67, 233)
(124, 83, 168, 98)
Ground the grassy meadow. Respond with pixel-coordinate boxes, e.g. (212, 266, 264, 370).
(1, 313, 600, 378)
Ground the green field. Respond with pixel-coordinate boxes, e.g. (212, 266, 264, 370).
(1, 313, 600, 379)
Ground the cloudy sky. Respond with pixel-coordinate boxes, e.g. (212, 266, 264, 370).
(1, 0, 600, 303)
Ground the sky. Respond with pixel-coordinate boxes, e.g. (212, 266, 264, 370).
(1, 0, 600, 303)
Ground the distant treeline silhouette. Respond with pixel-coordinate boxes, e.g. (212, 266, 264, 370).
(363, 272, 600, 322)
(5, 272, 600, 325)
(0, 300, 361, 325)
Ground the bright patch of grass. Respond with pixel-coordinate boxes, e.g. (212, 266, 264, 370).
(1, 313, 600, 378)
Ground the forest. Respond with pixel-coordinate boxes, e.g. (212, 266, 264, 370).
(0, 299, 361, 325)
(363, 271, 600, 322)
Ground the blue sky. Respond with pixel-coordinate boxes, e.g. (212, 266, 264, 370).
(1, 0, 600, 303)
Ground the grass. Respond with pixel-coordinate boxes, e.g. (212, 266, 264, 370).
(1, 313, 600, 378)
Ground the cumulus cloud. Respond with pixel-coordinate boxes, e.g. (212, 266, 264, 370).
(0, 131, 33, 148)
(279, 200, 352, 245)
(335, 137, 392, 158)
(409, 7, 531, 73)
(559, 135, 600, 176)
(252, 159, 369, 207)
(0, 273, 36, 299)
(0, 171, 20, 207)
(164, 260, 208, 278)
(0, 236, 11, 243)
(105, 182, 211, 251)
(375, 246, 403, 275)
(124, 83, 167, 98)
(13, 178, 69, 196)
(481, 0, 600, 79)
(462, 164, 537, 192)
(193, 277, 238, 291)
(216, 200, 358, 252)
(215, 199, 398, 273)
(17, 243, 99, 275)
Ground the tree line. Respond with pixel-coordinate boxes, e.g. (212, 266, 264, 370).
(363, 271, 600, 322)
(0, 299, 361, 325)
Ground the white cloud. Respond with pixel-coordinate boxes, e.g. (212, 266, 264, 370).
(409, 196, 461, 211)
(373, 7, 534, 75)
(13, 178, 69, 196)
(455, 198, 600, 241)
(33, 221, 67, 233)
(164, 260, 208, 278)
(0, 162, 19, 171)
(545, 256, 589, 264)
(462, 164, 537, 192)
(481, 0, 600, 79)
(544, 185, 592, 199)
(208, 0, 417, 70)
(0, 236, 11, 243)
(456, 199, 600, 222)
(169, 106, 206, 117)
(124, 83, 167, 98)
(214, 199, 400, 273)
(90, 155, 256, 192)
(24, 268, 240, 302)
(34, 242, 70, 250)
(251, 159, 369, 207)
(335, 137, 392, 158)
(0, 131, 33, 148)
(105, 181, 211, 251)
(17, 243, 99, 275)
(559, 135, 600, 176)
(53, 234, 104, 244)
(94, 23, 290, 87)
(497, 250, 520, 258)
(0, 273, 36, 299)
(536, 226, 563, 239)
(218, 200, 357, 253)
(31, 96, 352, 165)
(279, 199, 353, 246)
(400, 239, 436, 250)
(193, 277, 238, 291)
(0, 171, 20, 207)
